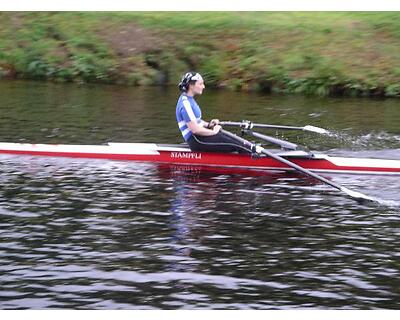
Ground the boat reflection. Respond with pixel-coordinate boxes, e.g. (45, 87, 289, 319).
(154, 163, 316, 273)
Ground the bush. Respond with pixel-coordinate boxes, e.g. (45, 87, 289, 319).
(27, 60, 50, 79)
(385, 84, 400, 97)
(199, 54, 224, 87)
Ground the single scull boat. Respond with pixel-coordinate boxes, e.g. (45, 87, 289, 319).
(0, 142, 399, 175)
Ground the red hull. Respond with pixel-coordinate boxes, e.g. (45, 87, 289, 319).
(0, 142, 400, 175)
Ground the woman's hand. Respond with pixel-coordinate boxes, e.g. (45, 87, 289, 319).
(188, 120, 220, 136)
(212, 124, 221, 134)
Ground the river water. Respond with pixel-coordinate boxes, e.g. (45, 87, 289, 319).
(1, 80, 400, 309)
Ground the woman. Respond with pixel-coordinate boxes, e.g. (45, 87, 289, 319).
(176, 72, 251, 153)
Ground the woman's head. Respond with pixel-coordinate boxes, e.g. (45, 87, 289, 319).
(178, 72, 205, 96)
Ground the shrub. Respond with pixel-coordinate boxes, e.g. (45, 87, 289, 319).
(385, 84, 400, 97)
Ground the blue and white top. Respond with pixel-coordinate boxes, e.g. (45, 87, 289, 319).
(176, 94, 203, 141)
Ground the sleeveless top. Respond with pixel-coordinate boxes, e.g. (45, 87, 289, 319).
(175, 93, 202, 141)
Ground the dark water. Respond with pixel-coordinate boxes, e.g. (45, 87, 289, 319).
(1, 80, 400, 309)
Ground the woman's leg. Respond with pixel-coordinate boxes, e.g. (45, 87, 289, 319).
(187, 132, 252, 153)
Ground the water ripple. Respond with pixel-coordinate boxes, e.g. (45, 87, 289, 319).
(1, 84, 400, 309)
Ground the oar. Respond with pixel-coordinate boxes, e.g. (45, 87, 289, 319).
(220, 128, 375, 202)
(220, 120, 330, 135)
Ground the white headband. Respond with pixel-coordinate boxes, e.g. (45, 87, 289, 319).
(191, 73, 203, 82)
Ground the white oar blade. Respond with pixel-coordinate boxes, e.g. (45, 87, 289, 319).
(303, 125, 330, 135)
(340, 187, 376, 202)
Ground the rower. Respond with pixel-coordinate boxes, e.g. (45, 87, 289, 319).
(176, 72, 252, 154)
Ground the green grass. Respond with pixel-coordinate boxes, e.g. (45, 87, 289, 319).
(0, 12, 400, 97)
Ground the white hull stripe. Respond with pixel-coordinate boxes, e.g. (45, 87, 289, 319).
(327, 156, 400, 169)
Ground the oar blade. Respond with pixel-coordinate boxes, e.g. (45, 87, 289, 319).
(340, 187, 376, 202)
(303, 125, 330, 135)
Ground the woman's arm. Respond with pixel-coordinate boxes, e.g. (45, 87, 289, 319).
(187, 121, 221, 136)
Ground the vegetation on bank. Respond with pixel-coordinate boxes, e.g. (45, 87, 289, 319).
(1, 12, 400, 97)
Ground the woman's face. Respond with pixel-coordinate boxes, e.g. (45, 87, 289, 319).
(190, 79, 205, 95)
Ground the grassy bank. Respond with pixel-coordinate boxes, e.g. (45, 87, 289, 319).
(1, 12, 400, 97)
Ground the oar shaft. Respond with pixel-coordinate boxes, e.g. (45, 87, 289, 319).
(253, 124, 304, 130)
(260, 149, 343, 191)
(220, 121, 304, 130)
(221, 129, 343, 191)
